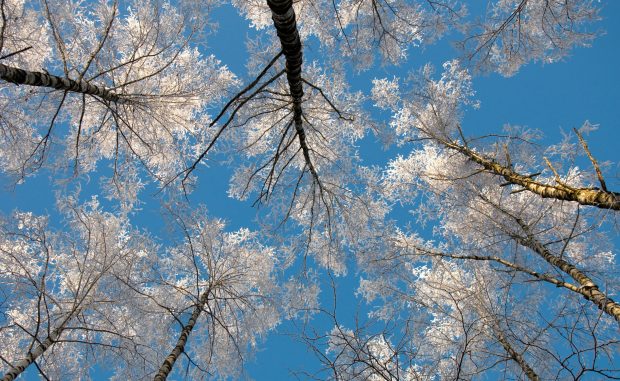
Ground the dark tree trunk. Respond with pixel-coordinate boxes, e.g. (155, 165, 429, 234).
(0, 63, 126, 103)
(153, 292, 209, 381)
(266, 0, 320, 180)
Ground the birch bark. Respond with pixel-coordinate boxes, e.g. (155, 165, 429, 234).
(0, 63, 127, 103)
(266, 0, 320, 181)
(443, 139, 620, 210)
(153, 290, 210, 380)
(1, 311, 77, 381)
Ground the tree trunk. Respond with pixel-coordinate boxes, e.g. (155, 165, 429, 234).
(153, 291, 209, 381)
(475, 190, 620, 321)
(1, 316, 70, 381)
(483, 191, 620, 321)
(444, 140, 620, 210)
(0, 63, 126, 103)
(266, 0, 320, 180)
(494, 327, 540, 381)
(516, 233, 620, 321)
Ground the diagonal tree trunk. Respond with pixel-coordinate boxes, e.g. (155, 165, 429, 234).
(153, 291, 210, 381)
(482, 194, 620, 321)
(1, 312, 74, 381)
(515, 231, 620, 322)
(442, 138, 620, 210)
(266, 0, 320, 182)
(0, 63, 126, 103)
(1, 328, 61, 381)
(493, 326, 540, 381)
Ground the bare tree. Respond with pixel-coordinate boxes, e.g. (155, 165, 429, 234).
(0, 1, 616, 380)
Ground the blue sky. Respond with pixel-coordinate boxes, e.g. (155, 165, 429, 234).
(1, 1, 619, 380)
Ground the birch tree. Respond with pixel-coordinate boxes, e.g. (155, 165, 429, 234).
(0, 198, 155, 380)
(0, 0, 235, 202)
(0, 200, 289, 380)
(372, 61, 619, 312)
(353, 228, 619, 380)
(0, 0, 617, 379)
(330, 264, 546, 380)
(231, 1, 599, 74)
(337, 60, 620, 379)
(132, 207, 282, 380)
(232, 0, 463, 69)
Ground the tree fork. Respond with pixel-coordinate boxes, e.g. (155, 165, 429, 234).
(153, 291, 209, 381)
(0, 63, 126, 104)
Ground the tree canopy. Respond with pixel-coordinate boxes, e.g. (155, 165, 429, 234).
(0, 0, 618, 379)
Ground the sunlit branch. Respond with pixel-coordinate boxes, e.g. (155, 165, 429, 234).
(441, 137, 620, 210)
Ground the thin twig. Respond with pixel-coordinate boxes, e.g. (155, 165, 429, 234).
(574, 127, 607, 192)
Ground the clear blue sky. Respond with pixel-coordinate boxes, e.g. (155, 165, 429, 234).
(1, 1, 619, 380)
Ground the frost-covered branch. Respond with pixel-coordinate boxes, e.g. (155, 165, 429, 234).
(460, 0, 600, 75)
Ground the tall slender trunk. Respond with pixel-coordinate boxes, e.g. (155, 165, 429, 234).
(153, 291, 209, 381)
(266, 0, 320, 181)
(516, 232, 620, 321)
(1, 314, 73, 381)
(480, 194, 620, 321)
(443, 139, 620, 210)
(493, 327, 540, 381)
(0, 63, 126, 103)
